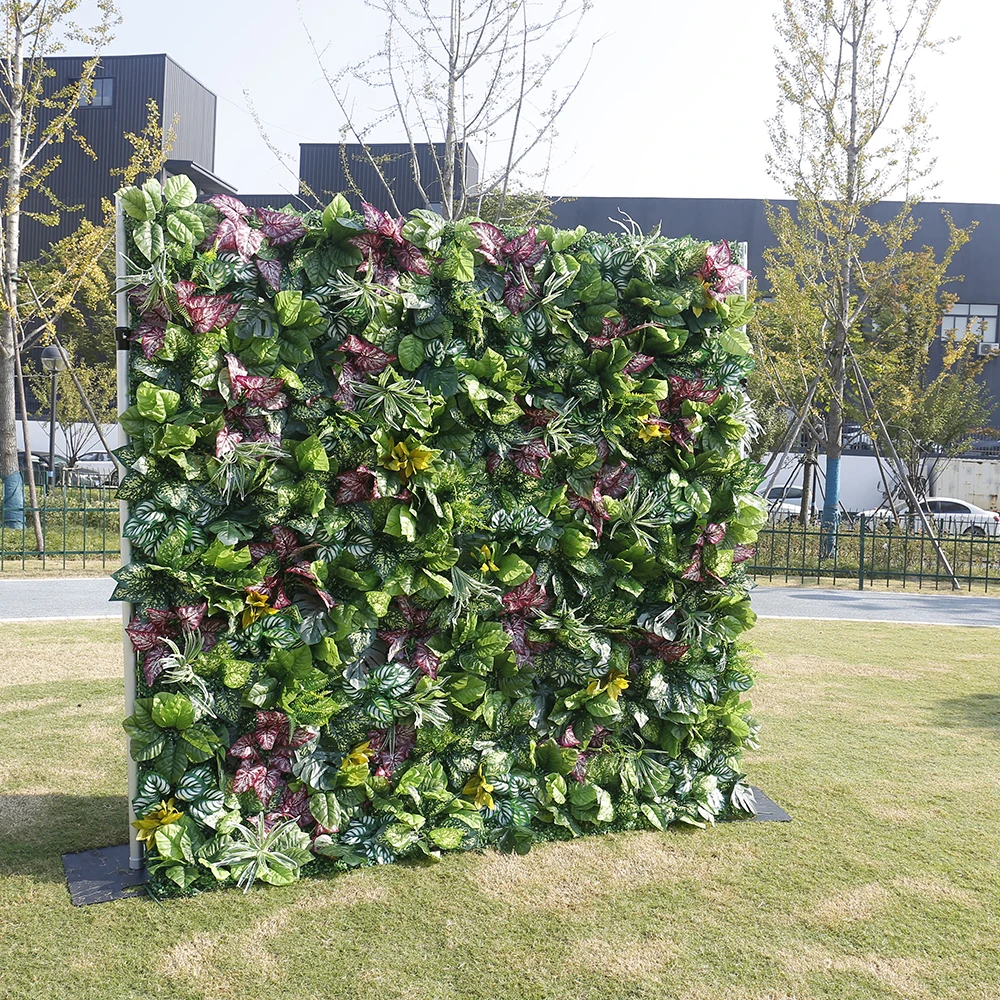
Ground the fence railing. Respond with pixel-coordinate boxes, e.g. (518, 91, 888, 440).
(0, 482, 120, 571)
(750, 514, 1000, 591)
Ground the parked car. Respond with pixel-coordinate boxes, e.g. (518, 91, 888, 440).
(857, 497, 1000, 536)
(17, 451, 67, 486)
(66, 451, 117, 486)
(763, 485, 804, 520)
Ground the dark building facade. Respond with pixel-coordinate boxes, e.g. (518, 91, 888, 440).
(2, 53, 234, 264)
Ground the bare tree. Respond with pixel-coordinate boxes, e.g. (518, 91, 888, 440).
(765, 0, 947, 549)
(299, 0, 596, 221)
(0, 0, 118, 530)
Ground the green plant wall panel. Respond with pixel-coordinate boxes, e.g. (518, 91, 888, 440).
(118, 177, 766, 893)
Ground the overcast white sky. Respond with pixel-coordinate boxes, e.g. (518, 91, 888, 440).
(101, 0, 998, 204)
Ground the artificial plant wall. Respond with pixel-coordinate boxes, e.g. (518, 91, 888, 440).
(118, 176, 766, 894)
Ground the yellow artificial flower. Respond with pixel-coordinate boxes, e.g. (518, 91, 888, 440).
(638, 418, 670, 443)
(606, 667, 630, 701)
(586, 667, 630, 702)
(381, 437, 435, 482)
(131, 798, 183, 845)
(462, 766, 495, 811)
(478, 544, 500, 574)
(242, 589, 278, 628)
(343, 741, 375, 768)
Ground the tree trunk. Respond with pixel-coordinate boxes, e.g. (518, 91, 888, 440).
(799, 442, 816, 526)
(0, 18, 24, 528)
(441, 0, 460, 219)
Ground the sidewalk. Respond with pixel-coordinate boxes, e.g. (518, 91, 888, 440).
(0, 577, 997, 628)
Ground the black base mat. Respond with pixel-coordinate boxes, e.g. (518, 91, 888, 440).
(746, 786, 792, 822)
(62, 843, 148, 906)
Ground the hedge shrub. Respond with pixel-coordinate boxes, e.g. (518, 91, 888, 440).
(117, 176, 766, 893)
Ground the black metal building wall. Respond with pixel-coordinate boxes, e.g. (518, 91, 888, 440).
(299, 143, 479, 215)
(0, 53, 218, 264)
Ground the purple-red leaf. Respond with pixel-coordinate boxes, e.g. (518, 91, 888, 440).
(208, 194, 251, 221)
(255, 208, 306, 245)
(335, 465, 380, 504)
(469, 222, 506, 266)
(391, 239, 430, 276)
(340, 334, 396, 375)
(255, 257, 282, 291)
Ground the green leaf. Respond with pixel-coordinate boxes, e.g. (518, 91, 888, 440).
(309, 791, 347, 829)
(156, 423, 197, 456)
(121, 186, 155, 221)
(717, 327, 752, 356)
(164, 175, 197, 209)
(275, 290, 303, 327)
(151, 692, 196, 730)
(295, 435, 330, 472)
(136, 382, 180, 424)
(397, 334, 425, 372)
(384, 504, 418, 541)
(495, 553, 533, 586)
(428, 826, 464, 849)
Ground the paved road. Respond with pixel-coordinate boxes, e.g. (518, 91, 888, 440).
(752, 585, 1000, 628)
(0, 577, 117, 622)
(0, 577, 997, 628)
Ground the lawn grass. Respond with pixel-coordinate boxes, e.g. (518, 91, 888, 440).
(1, 617, 998, 1000)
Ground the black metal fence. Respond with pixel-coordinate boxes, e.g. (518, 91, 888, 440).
(750, 514, 1000, 591)
(0, 483, 120, 570)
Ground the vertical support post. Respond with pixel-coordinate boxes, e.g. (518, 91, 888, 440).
(858, 514, 866, 590)
(115, 196, 143, 871)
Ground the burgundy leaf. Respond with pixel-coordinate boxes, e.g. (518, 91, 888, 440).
(502, 574, 551, 615)
(215, 425, 244, 459)
(270, 525, 301, 561)
(133, 314, 167, 360)
(248, 540, 275, 562)
(255, 207, 306, 245)
(503, 281, 527, 314)
(174, 603, 207, 631)
(126, 615, 171, 652)
(255, 257, 282, 291)
(623, 353, 654, 375)
(502, 227, 539, 265)
(232, 762, 268, 795)
(175, 280, 240, 334)
(232, 374, 288, 409)
(469, 221, 506, 266)
(229, 733, 261, 761)
(340, 335, 396, 375)
(335, 465, 380, 504)
(413, 642, 440, 679)
(596, 461, 635, 499)
(208, 193, 251, 221)
(361, 202, 404, 242)
(252, 710, 289, 751)
(523, 407, 557, 428)
(681, 555, 705, 582)
(703, 522, 727, 546)
(485, 451, 501, 476)
(733, 543, 756, 564)
(142, 645, 171, 686)
(509, 438, 551, 479)
(391, 240, 430, 276)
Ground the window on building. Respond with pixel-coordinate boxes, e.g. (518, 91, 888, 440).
(941, 302, 998, 343)
(78, 77, 113, 108)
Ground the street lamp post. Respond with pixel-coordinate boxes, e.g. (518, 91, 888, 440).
(40, 345, 69, 487)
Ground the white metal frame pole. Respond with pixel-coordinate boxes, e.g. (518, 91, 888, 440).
(115, 196, 143, 870)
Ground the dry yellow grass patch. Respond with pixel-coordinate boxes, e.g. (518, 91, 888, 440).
(567, 932, 681, 981)
(160, 881, 392, 998)
(473, 832, 749, 914)
(0, 622, 120, 687)
(776, 944, 937, 999)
